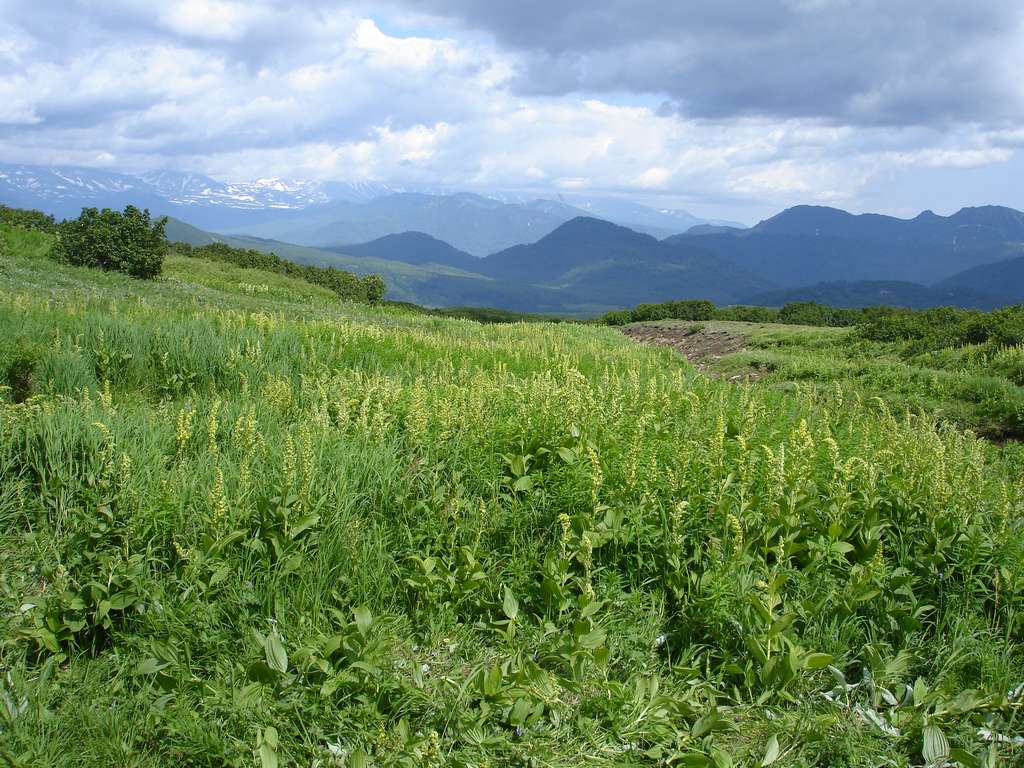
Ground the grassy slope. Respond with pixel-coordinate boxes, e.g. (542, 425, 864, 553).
(2, 226, 1024, 766)
(640, 319, 1024, 440)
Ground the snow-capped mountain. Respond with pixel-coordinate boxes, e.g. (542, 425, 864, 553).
(0, 163, 741, 251)
(137, 170, 333, 209)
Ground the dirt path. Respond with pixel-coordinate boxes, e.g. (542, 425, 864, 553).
(621, 324, 762, 381)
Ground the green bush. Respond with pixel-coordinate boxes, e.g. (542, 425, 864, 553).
(712, 305, 780, 323)
(778, 301, 833, 327)
(0, 204, 57, 233)
(982, 305, 1024, 348)
(631, 299, 714, 322)
(599, 309, 634, 326)
(52, 206, 167, 279)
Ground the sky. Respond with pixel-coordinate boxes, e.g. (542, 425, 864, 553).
(1, 0, 1023, 222)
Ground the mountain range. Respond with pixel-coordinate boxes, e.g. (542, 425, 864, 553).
(0, 163, 732, 255)
(164, 207, 1024, 314)
(6, 163, 1024, 314)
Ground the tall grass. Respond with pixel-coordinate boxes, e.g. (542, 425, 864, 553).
(1, 225, 1023, 766)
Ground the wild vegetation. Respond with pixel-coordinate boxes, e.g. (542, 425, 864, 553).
(0, 204, 57, 233)
(635, 316, 1024, 440)
(602, 299, 876, 328)
(174, 241, 386, 304)
(51, 206, 169, 279)
(2, 217, 1024, 766)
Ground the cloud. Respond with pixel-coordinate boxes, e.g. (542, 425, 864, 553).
(394, 0, 1024, 128)
(0, 0, 1020, 220)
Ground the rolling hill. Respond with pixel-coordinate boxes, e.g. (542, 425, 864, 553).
(935, 254, 1024, 303)
(331, 232, 480, 270)
(165, 218, 603, 314)
(166, 217, 772, 312)
(480, 217, 770, 305)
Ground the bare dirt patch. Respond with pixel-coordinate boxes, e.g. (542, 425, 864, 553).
(621, 324, 762, 381)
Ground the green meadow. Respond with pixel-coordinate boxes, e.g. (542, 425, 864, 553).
(2, 222, 1023, 766)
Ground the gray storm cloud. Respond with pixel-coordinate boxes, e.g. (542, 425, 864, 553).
(393, 0, 1024, 126)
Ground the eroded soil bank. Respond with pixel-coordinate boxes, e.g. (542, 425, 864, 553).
(620, 323, 762, 381)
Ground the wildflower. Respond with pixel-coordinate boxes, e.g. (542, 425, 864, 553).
(175, 407, 195, 456)
(207, 398, 221, 454)
(727, 513, 744, 556)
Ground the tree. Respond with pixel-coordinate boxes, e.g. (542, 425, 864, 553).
(360, 274, 386, 303)
(52, 206, 168, 279)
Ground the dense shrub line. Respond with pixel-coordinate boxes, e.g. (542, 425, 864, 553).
(601, 297, 1024, 348)
(600, 298, 867, 328)
(0, 204, 58, 233)
(858, 305, 1024, 351)
(174, 241, 386, 304)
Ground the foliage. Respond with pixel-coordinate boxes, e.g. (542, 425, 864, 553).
(693, 318, 1024, 439)
(858, 306, 1024, 351)
(425, 305, 566, 324)
(0, 204, 57, 233)
(1, 225, 1024, 766)
(712, 305, 781, 323)
(174, 241, 386, 304)
(51, 206, 167, 279)
(777, 300, 861, 327)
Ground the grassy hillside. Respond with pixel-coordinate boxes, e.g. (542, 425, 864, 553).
(635, 318, 1024, 439)
(2, 223, 1024, 766)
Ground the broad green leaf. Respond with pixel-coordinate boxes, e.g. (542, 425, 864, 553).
(259, 742, 278, 768)
(804, 653, 834, 670)
(761, 734, 781, 766)
(578, 628, 606, 649)
(768, 613, 796, 637)
(579, 598, 605, 619)
(692, 709, 721, 737)
(502, 586, 519, 621)
(209, 565, 230, 587)
(353, 605, 373, 636)
(948, 748, 981, 768)
(135, 658, 169, 676)
(922, 724, 949, 766)
(289, 513, 319, 539)
(265, 633, 288, 674)
(263, 726, 279, 750)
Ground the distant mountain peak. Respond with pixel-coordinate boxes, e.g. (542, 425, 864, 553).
(338, 230, 478, 269)
(543, 215, 658, 244)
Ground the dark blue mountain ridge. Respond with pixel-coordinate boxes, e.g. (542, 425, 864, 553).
(329, 231, 480, 270)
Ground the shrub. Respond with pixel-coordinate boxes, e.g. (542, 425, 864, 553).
(983, 305, 1024, 348)
(0, 204, 57, 233)
(712, 305, 780, 323)
(600, 309, 634, 326)
(778, 301, 834, 327)
(630, 300, 714, 323)
(52, 206, 167, 279)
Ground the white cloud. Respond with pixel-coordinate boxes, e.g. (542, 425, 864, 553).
(0, 1, 1020, 219)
